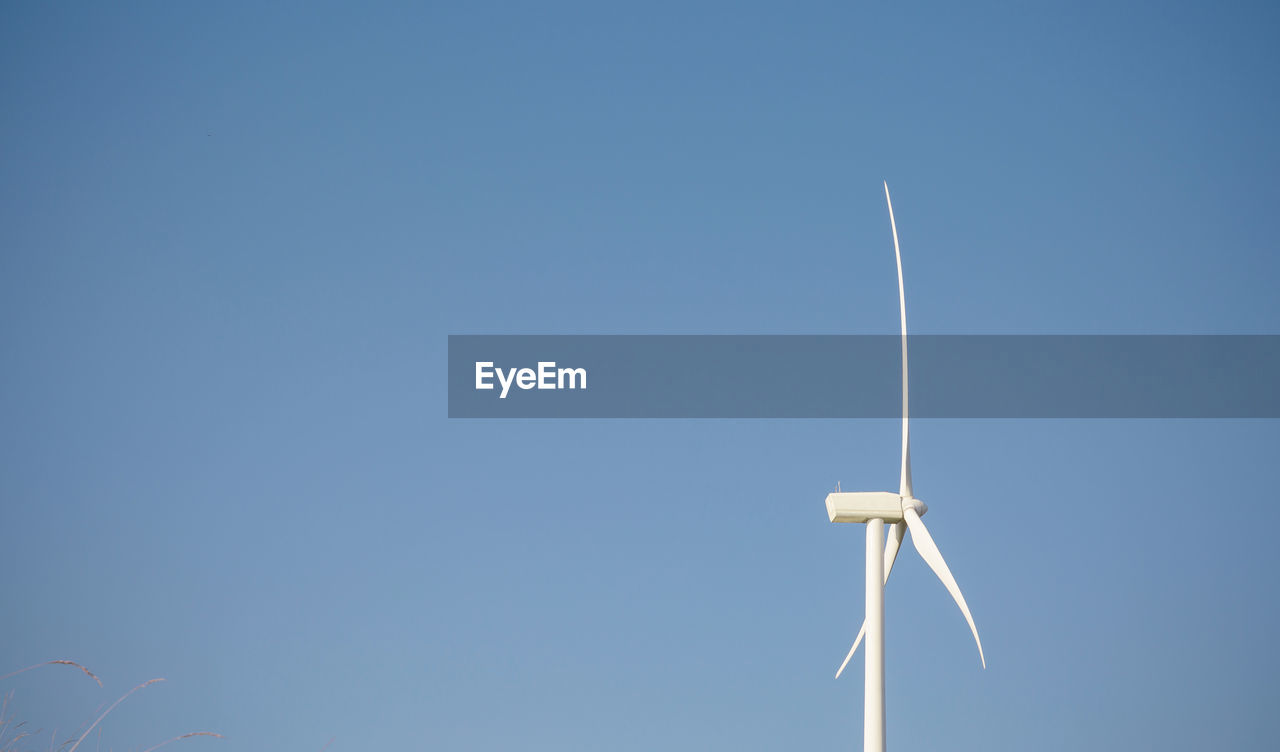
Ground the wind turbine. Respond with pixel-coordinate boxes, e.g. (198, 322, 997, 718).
(825, 183, 985, 752)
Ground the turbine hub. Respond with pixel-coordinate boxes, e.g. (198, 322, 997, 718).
(902, 496, 927, 517)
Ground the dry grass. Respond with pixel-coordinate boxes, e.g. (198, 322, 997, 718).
(137, 732, 225, 752)
(0, 662, 100, 689)
(0, 661, 220, 752)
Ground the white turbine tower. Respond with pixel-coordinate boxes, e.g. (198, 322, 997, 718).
(825, 183, 985, 752)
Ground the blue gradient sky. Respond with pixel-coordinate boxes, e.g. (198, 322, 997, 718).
(2, 2, 1278, 750)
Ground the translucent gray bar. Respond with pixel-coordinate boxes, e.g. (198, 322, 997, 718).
(447, 336, 1280, 418)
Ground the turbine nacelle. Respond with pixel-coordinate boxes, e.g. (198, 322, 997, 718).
(825, 491, 927, 524)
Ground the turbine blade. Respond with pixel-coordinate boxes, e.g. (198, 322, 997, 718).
(884, 182, 911, 498)
(834, 623, 866, 680)
(884, 519, 906, 579)
(835, 521, 908, 678)
(902, 506, 985, 668)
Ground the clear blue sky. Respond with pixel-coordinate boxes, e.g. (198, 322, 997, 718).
(2, 2, 1278, 750)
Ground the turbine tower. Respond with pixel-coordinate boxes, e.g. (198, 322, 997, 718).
(825, 183, 985, 752)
